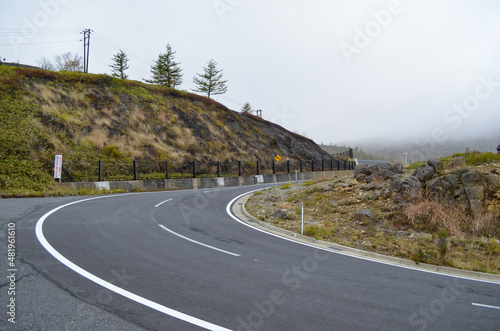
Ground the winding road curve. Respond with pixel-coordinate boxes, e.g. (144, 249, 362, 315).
(16, 185, 500, 330)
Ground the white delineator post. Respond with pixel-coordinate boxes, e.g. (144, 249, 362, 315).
(301, 202, 304, 235)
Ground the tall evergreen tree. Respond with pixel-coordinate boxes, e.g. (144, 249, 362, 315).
(192, 59, 227, 98)
(146, 44, 183, 88)
(241, 102, 253, 114)
(109, 50, 129, 79)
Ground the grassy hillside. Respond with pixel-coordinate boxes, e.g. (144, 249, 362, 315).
(0, 66, 329, 193)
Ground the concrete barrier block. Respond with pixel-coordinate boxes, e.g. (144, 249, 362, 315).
(167, 179, 194, 190)
(143, 180, 165, 191)
(263, 174, 276, 183)
(276, 174, 291, 183)
(224, 177, 240, 187)
(95, 181, 110, 190)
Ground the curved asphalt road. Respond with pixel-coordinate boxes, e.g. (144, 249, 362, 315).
(11, 185, 500, 330)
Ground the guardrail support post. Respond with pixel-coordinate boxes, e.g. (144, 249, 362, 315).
(166, 160, 169, 179)
(133, 160, 138, 180)
(300, 160, 303, 173)
(217, 161, 221, 177)
(287, 160, 290, 174)
(311, 160, 314, 172)
(272, 160, 275, 174)
(193, 161, 196, 178)
(98, 160, 102, 181)
(238, 161, 242, 177)
(257, 160, 260, 175)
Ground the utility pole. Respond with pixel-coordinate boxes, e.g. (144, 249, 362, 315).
(81, 29, 92, 73)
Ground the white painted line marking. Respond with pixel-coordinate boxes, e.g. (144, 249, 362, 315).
(472, 303, 500, 310)
(155, 198, 173, 208)
(36, 195, 232, 331)
(158, 224, 240, 257)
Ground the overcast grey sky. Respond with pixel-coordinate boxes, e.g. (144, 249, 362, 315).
(1, 0, 499, 148)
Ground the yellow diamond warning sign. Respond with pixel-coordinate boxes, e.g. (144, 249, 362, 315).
(275, 155, 282, 162)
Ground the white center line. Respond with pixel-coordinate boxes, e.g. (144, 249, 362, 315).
(155, 198, 173, 208)
(472, 303, 500, 310)
(158, 224, 240, 257)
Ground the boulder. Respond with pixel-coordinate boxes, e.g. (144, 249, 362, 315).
(392, 176, 423, 203)
(485, 174, 500, 189)
(469, 200, 484, 215)
(426, 177, 445, 199)
(427, 159, 444, 173)
(413, 164, 435, 182)
(391, 162, 404, 174)
(461, 172, 482, 187)
(355, 209, 375, 222)
(272, 210, 289, 220)
(465, 186, 485, 201)
(443, 174, 459, 190)
(354, 164, 371, 177)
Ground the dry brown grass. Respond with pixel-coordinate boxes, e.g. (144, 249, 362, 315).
(406, 196, 498, 237)
(89, 129, 108, 149)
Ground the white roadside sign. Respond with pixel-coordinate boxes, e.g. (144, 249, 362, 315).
(54, 155, 62, 179)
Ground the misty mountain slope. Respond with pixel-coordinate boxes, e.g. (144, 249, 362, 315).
(0, 66, 329, 190)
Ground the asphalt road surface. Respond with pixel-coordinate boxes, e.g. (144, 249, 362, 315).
(1, 185, 499, 330)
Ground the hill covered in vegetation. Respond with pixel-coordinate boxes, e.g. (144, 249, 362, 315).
(0, 66, 330, 192)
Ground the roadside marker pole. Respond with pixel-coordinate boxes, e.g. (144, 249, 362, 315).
(301, 202, 304, 235)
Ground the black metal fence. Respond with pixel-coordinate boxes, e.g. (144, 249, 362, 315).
(58, 158, 356, 183)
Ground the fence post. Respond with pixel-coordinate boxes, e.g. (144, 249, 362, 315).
(166, 160, 169, 179)
(98, 160, 102, 181)
(272, 160, 276, 174)
(300, 160, 303, 173)
(133, 160, 138, 180)
(217, 161, 221, 177)
(287, 160, 290, 174)
(193, 161, 196, 178)
(238, 161, 242, 177)
(257, 160, 260, 175)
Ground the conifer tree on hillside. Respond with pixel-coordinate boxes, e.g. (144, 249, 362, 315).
(109, 50, 129, 79)
(241, 102, 253, 114)
(146, 44, 183, 88)
(192, 59, 227, 98)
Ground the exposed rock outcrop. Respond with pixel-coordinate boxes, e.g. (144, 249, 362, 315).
(354, 159, 500, 215)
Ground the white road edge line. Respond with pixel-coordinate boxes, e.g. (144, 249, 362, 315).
(158, 224, 240, 257)
(226, 189, 500, 285)
(472, 303, 500, 310)
(35, 195, 232, 331)
(155, 198, 173, 208)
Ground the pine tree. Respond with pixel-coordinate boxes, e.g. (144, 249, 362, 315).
(109, 50, 129, 79)
(192, 59, 227, 98)
(241, 102, 253, 114)
(146, 45, 182, 88)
